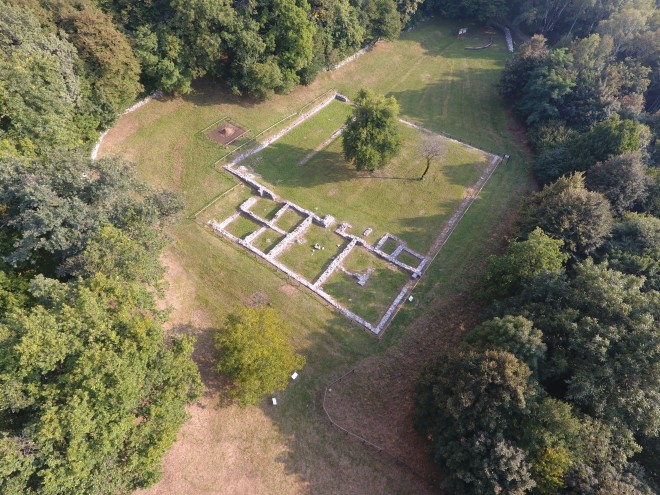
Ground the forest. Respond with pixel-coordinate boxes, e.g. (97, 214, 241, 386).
(0, 0, 658, 493)
(413, 1, 660, 494)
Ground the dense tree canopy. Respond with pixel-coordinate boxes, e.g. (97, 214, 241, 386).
(342, 89, 402, 171)
(0, 148, 200, 493)
(0, 274, 202, 494)
(414, 349, 538, 494)
(483, 227, 568, 298)
(517, 173, 613, 257)
(415, 2, 660, 493)
(0, 152, 180, 274)
(602, 213, 660, 291)
(585, 153, 650, 216)
(465, 316, 546, 375)
(215, 306, 305, 406)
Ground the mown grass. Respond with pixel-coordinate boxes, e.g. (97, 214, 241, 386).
(251, 229, 285, 254)
(324, 247, 409, 323)
(225, 215, 260, 239)
(277, 225, 348, 282)
(246, 105, 490, 253)
(103, 19, 532, 495)
(397, 250, 424, 268)
(275, 208, 305, 231)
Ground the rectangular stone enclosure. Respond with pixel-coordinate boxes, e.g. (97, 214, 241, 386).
(207, 96, 503, 335)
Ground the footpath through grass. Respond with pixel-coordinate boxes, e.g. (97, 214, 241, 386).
(102, 19, 532, 495)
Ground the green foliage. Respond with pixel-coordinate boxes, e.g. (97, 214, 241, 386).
(500, 35, 550, 103)
(0, 1, 91, 156)
(342, 88, 402, 171)
(506, 259, 660, 438)
(533, 116, 650, 185)
(483, 227, 568, 298)
(0, 152, 181, 272)
(424, 0, 509, 22)
(372, 0, 402, 41)
(66, 224, 167, 291)
(603, 213, 660, 291)
(413, 349, 537, 494)
(571, 116, 650, 170)
(215, 306, 306, 406)
(559, 261, 660, 436)
(517, 173, 613, 257)
(53, 0, 144, 126)
(522, 398, 581, 493)
(519, 49, 576, 126)
(527, 119, 577, 153)
(506, 31, 651, 135)
(586, 153, 651, 216)
(466, 316, 546, 375)
(0, 274, 203, 494)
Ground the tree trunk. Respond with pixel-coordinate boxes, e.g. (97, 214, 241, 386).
(421, 159, 431, 180)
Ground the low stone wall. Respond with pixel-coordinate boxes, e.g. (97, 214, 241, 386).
(210, 219, 374, 331)
(314, 239, 358, 288)
(339, 229, 426, 276)
(239, 197, 287, 235)
(332, 43, 374, 71)
(267, 216, 313, 259)
(284, 201, 335, 228)
(225, 92, 337, 170)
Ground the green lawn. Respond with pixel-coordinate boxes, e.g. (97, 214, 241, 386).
(277, 224, 349, 282)
(225, 215, 260, 239)
(244, 105, 490, 253)
(397, 250, 424, 268)
(251, 229, 285, 254)
(324, 247, 410, 323)
(274, 208, 305, 231)
(101, 19, 532, 495)
(250, 197, 282, 220)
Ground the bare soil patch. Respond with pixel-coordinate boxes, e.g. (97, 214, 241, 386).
(279, 284, 300, 298)
(208, 122, 248, 146)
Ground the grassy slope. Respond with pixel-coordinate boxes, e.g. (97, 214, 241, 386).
(103, 19, 532, 495)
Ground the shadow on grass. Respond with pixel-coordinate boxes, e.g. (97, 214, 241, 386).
(255, 310, 451, 494)
(249, 140, 488, 190)
(412, 21, 509, 60)
(171, 322, 237, 408)
(181, 78, 262, 109)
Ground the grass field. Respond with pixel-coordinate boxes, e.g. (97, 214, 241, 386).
(103, 19, 533, 495)
(324, 247, 410, 322)
(278, 225, 349, 282)
(237, 101, 491, 252)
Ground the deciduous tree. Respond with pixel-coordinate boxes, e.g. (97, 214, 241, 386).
(420, 134, 443, 180)
(215, 306, 305, 406)
(413, 349, 538, 494)
(483, 227, 568, 298)
(517, 173, 613, 256)
(585, 153, 650, 215)
(0, 274, 202, 494)
(342, 89, 402, 171)
(466, 316, 546, 375)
